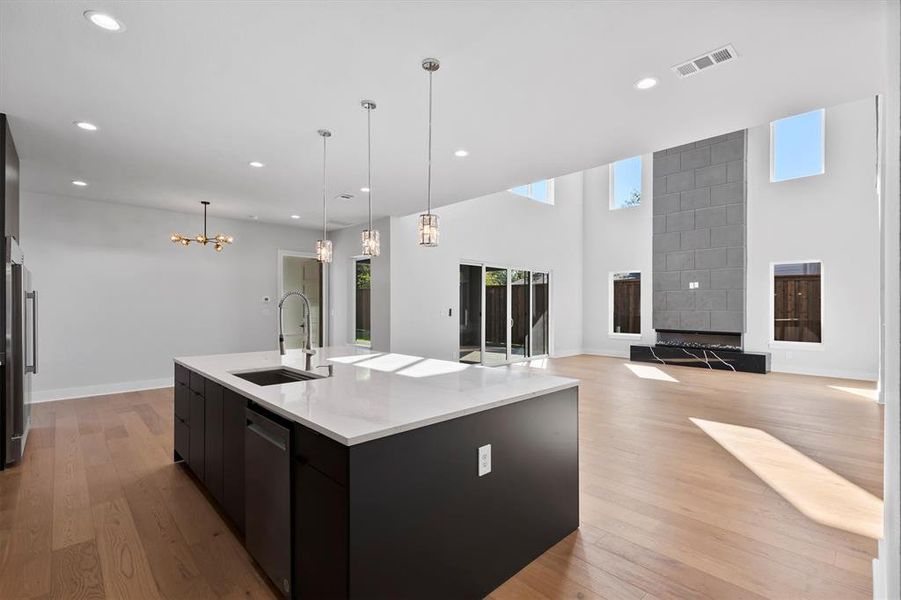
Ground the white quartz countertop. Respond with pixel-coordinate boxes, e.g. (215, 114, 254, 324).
(174, 346, 579, 446)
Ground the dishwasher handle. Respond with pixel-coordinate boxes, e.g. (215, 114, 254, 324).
(246, 422, 287, 451)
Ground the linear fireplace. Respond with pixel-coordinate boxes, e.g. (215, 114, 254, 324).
(655, 329, 742, 352)
(630, 329, 769, 374)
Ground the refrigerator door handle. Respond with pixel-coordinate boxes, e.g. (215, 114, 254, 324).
(26, 290, 36, 375)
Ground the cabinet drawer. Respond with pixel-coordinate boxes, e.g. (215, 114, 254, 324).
(189, 371, 205, 395)
(294, 423, 348, 487)
(174, 363, 189, 385)
(174, 416, 189, 461)
(174, 382, 190, 422)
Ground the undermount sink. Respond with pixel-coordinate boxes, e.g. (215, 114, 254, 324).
(232, 368, 324, 386)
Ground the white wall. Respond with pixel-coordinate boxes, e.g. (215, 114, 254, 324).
(876, 0, 900, 596)
(21, 192, 320, 401)
(581, 154, 654, 357)
(745, 97, 880, 380)
(386, 172, 584, 361)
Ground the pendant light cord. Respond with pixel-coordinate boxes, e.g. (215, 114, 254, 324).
(203, 202, 208, 239)
(322, 133, 327, 240)
(427, 68, 433, 216)
(367, 104, 373, 230)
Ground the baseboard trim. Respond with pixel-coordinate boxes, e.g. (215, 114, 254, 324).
(32, 378, 174, 404)
(769, 364, 878, 382)
(551, 349, 586, 358)
(580, 348, 630, 359)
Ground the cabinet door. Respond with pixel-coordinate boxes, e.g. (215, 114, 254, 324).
(295, 464, 348, 599)
(174, 382, 190, 423)
(188, 388, 205, 481)
(174, 416, 189, 462)
(222, 388, 246, 533)
(204, 380, 225, 504)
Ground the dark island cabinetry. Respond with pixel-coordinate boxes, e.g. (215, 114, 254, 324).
(173, 364, 246, 534)
(174, 361, 579, 599)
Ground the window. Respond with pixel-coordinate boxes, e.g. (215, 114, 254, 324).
(770, 109, 825, 182)
(610, 272, 641, 335)
(610, 156, 642, 209)
(509, 179, 554, 204)
(772, 261, 821, 344)
(354, 258, 371, 346)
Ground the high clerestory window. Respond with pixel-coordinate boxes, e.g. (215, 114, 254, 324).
(770, 109, 825, 182)
(610, 156, 642, 209)
(509, 179, 554, 204)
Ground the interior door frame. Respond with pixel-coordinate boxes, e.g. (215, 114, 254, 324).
(277, 249, 329, 348)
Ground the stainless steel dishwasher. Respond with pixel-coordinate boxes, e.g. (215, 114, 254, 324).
(245, 406, 292, 597)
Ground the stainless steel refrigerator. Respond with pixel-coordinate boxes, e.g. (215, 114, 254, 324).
(3, 236, 36, 466)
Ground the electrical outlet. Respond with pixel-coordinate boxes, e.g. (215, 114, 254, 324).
(689, 281, 699, 289)
(478, 444, 491, 477)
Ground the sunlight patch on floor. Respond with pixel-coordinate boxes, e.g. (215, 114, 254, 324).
(828, 385, 878, 401)
(624, 363, 679, 382)
(691, 417, 883, 539)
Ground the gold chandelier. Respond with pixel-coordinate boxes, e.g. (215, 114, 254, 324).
(170, 201, 233, 252)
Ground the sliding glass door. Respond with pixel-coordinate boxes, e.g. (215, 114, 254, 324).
(483, 267, 508, 365)
(510, 270, 529, 359)
(459, 264, 550, 365)
(459, 265, 482, 363)
(531, 272, 549, 356)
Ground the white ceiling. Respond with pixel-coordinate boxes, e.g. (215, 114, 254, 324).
(0, 1, 888, 228)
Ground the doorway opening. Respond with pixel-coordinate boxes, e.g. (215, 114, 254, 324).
(278, 251, 326, 349)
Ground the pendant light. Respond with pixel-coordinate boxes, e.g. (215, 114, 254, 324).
(360, 99, 380, 256)
(170, 201, 233, 252)
(315, 129, 333, 263)
(418, 58, 440, 247)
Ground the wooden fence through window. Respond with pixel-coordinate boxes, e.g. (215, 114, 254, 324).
(613, 279, 641, 334)
(774, 274, 821, 343)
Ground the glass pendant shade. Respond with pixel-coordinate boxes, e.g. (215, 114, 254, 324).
(315, 239, 333, 263)
(418, 213, 439, 247)
(361, 229, 380, 257)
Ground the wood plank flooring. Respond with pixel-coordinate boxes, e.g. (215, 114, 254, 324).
(0, 355, 883, 599)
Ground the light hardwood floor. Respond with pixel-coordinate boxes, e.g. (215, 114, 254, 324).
(0, 355, 883, 599)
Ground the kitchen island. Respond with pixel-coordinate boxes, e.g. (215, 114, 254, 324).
(173, 346, 579, 599)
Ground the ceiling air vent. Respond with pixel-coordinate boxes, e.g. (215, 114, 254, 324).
(672, 44, 737, 79)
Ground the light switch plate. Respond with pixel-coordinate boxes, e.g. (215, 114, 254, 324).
(478, 444, 491, 477)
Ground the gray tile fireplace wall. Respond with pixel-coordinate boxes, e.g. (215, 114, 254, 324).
(652, 131, 747, 333)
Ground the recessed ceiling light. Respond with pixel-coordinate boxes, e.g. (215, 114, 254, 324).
(83, 10, 124, 32)
(360, 187, 370, 193)
(72, 180, 88, 187)
(634, 77, 658, 90)
(74, 121, 98, 131)
(290, 215, 301, 220)
(454, 149, 469, 157)
(249, 161, 265, 168)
